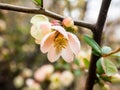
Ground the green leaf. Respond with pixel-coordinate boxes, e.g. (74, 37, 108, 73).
(32, 0, 41, 5)
(97, 58, 118, 76)
(83, 35, 102, 56)
(83, 58, 90, 69)
(101, 46, 112, 55)
(104, 59, 118, 76)
(96, 58, 105, 74)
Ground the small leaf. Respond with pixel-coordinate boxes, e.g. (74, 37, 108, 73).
(101, 46, 112, 55)
(97, 58, 118, 76)
(32, 0, 41, 5)
(104, 59, 118, 76)
(83, 58, 90, 69)
(83, 35, 101, 56)
(96, 58, 105, 74)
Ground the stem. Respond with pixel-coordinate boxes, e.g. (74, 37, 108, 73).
(0, 3, 94, 30)
(85, 0, 112, 90)
(102, 47, 120, 57)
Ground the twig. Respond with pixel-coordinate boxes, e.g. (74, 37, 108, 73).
(0, 3, 94, 30)
(102, 48, 120, 57)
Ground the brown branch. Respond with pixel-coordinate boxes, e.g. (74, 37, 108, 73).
(85, 0, 112, 90)
(0, 3, 94, 30)
(102, 48, 120, 57)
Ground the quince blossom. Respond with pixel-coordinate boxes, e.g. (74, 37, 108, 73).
(40, 25, 80, 62)
(30, 15, 80, 62)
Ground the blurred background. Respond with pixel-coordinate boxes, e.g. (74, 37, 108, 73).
(0, 0, 120, 90)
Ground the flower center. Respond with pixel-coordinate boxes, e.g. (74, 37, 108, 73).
(54, 33, 68, 53)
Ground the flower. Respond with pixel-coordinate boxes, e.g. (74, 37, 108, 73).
(60, 71, 74, 87)
(30, 15, 80, 62)
(34, 64, 54, 82)
(62, 17, 74, 27)
(30, 15, 51, 44)
(25, 78, 42, 90)
(49, 72, 61, 89)
(40, 25, 80, 62)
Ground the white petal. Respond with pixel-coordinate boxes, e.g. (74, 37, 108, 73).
(40, 32, 55, 53)
(47, 46, 61, 62)
(51, 26, 68, 39)
(30, 25, 42, 39)
(30, 15, 49, 25)
(68, 32, 80, 55)
(61, 45, 74, 63)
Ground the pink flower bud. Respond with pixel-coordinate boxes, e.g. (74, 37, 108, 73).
(62, 17, 74, 27)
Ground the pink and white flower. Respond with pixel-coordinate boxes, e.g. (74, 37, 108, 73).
(34, 64, 54, 82)
(40, 25, 80, 62)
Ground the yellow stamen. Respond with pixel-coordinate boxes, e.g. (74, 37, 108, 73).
(54, 34, 68, 53)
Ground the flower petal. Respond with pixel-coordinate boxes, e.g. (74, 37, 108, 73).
(68, 32, 80, 55)
(40, 22, 51, 35)
(61, 45, 74, 63)
(40, 31, 55, 53)
(30, 15, 49, 25)
(47, 46, 61, 62)
(51, 26, 68, 39)
(30, 25, 42, 40)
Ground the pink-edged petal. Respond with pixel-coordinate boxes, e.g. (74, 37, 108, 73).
(61, 45, 74, 63)
(51, 26, 68, 39)
(40, 31, 55, 53)
(47, 46, 61, 62)
(67, 32, 80, 55)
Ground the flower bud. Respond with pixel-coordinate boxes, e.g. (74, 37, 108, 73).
(110, 73, 120, 84)
(62, 17, 74, 27)
(13, 76, 24, 88)
(60, 71, 74, 87)
(101, 84, 110, 90)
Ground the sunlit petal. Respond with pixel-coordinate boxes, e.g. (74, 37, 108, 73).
(68, 32, 80, 55)
(30, 25, 42, 39)
(30, 15, 49, 25)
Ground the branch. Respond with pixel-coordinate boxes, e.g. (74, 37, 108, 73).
(102, 47, 120, 57)
(85, 0, 112, 90)
(0, 3, 94, 30)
